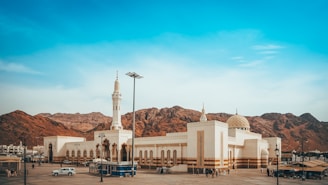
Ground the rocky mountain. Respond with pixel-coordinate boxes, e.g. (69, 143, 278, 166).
(37, 112, 111, 132)
(248, 113, 328, 152)
(1, 106, 327, 151)
(0, 110, 92, 147)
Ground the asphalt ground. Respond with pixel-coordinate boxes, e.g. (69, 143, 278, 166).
(0, 163, 327, 185)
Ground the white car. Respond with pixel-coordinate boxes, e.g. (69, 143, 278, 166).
(62, 160, 72, 164)
(52, 167, 76, 176)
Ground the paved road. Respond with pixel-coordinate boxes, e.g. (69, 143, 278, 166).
(0, 163, 327, 185)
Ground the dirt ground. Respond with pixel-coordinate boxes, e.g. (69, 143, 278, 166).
(0, 163, 327, 185)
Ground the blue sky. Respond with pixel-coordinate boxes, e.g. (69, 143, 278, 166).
(1, 0, 327, 121)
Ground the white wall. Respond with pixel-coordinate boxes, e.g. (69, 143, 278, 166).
(263, 137, 281, 159)
(187, 120, 228, 163)
(44, 136, 85, 157)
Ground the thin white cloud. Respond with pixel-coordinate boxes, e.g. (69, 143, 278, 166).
(231, 56, 244, 60)
(238, 60, 264, 67)
(0, 60, 41, 74)
(0, 30, 327, 122)
(252, 44, 284, 50)
(257, 50, 278, 55)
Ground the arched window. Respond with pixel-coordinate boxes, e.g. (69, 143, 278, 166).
(96, 148, 100, 158)
(83, 150, 87, 158)
(104, 139, 110, 159)
(161, 150, 165, 165)
(112, 144, 116, 156)
(90, 150, 94, 158)
(48, 143, 53, 162)
(66, 150, 69, 157)
(77, 150, 81, 157)
(167, 150, 171, 165)
(95, 143, 101, 158)
(144, 150, 148, 163)
(150, 150, 153, 163)
(173, 150, 177, 165)
(139, 151, 143, 163)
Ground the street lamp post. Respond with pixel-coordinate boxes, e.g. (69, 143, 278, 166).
(98, 133, 105, 182)
(275, 144, 279, 185)
(301, 138, 307, 181)
(19, 135, 27, 185)
(35, 137, 40, 164)
(126, 72, 143, 177)
(35, 136, 43, 165)
(74, 144, 80, 167)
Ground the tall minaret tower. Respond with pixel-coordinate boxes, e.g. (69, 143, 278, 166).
(111, 72, 122, 130)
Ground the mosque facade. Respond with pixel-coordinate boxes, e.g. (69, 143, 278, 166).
(43, 76, 281, 172)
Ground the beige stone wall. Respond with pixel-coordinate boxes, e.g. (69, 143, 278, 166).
(42, 121, 280, 169)
(263, 137, 281, 165)
(133, 131, 187, 168)
(44, 136, 85, 157)
(187, 120, 229, 169)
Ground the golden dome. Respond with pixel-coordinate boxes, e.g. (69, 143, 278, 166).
(226, 114, 250, 130)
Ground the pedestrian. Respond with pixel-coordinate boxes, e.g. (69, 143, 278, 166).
(6, 169, 11, 177)
(32, 164, 35, 169)
(266, 168, 269, 176)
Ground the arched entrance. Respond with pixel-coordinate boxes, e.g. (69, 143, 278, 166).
(112, 143, 117, 162)
(103, 139, 110, 160)
(121, 144, 127, 161)
(48, 143, 53, 162)
(96, 144, 100, 158)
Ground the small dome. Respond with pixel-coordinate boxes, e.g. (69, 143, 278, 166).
(226, 114, 250, 130)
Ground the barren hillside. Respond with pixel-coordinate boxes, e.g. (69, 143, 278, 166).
(1, 107, 327, 151)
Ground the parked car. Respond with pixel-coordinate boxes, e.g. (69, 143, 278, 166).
(62, 160, 72, 164)
(52, 167, 76, 176)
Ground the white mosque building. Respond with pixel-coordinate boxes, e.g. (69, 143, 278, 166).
(43, 76, 281, 172)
